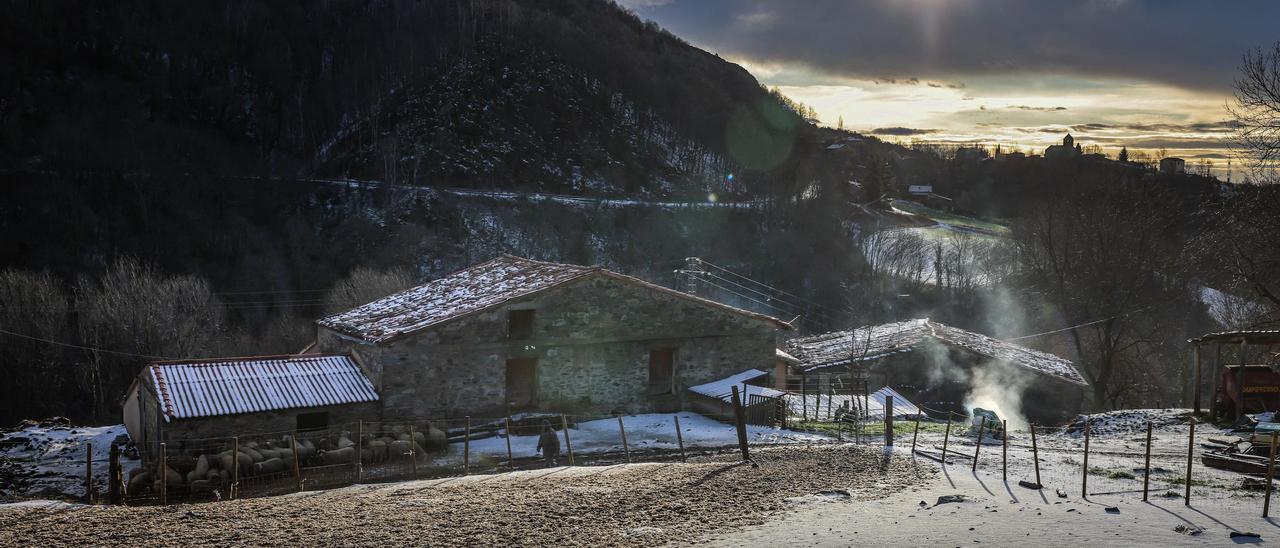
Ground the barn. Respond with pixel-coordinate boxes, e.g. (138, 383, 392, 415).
(123, 354, 380, 460)
(314, 255, 791, 419)
(780, 319, 1088, 423)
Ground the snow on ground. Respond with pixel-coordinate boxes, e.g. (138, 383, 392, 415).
(0, 422, 133, 501)
(1070, 408, 1193, 436)
(453, 413, 830, 463)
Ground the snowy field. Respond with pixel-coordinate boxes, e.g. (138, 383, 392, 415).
(0, 422, 133, 501)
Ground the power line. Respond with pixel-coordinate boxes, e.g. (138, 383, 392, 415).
(0, 327, 174, 360)
(1000, 307, 1151, 342)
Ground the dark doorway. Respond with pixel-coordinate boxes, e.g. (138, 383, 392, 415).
(648, 349, 676, 395)
(506, 358, 538, 407)
(296, 411, 329, 432)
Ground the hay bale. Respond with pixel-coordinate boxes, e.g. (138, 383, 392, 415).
(163, 466, 182, 485)
(219, 451, 254, 473)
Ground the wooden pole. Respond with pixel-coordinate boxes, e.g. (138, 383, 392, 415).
(1143, 421, 1153, 501)
(826, 385, 833, 421)
(911, 415, 921, 453)
(291, 434, 302, 492)
(1265, 432, 1278, 517)
(1209, 344, 1222, 421)
(1082, 420, 1091, 498)
(356, 420, 363, 483)
(884, 395, 894, 447)
(1192, 344, 1203, 414)
(108, 443, 121, 504)
(464, 416, 471, 475)
(941, 413, 952, 462)
(801, 373, 808, 422)
(1031, 424, 1041, 486)
(504, 416, 514, 469)
(1001, 420, 1008, 482)
(1184, 420, 1195, 505)
(617, 416, 631, 463)
(231, 437, 239, 500)
(673, 415, 687, 462)
(973, 420, 984, 472)
(83, 442, 93, 504)
(409, 425, 418, 478)
(731, 385, 751, 461)
(159, 442, 168, 506)
(560, 415, 575, 466)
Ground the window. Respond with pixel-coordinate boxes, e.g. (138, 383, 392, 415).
(508, 309, 535, 340)
(296, 411, 329, 432)
(648, 349, 676, 395)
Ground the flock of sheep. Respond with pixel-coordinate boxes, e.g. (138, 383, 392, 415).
(126, 424, 449, 498)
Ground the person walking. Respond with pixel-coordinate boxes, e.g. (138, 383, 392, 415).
(536, 419, 561, 467)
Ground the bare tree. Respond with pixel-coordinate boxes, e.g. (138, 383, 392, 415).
(324, 266, 415, 314)
(0, 270, 71, 421)
(1229, 42, 1280, 183)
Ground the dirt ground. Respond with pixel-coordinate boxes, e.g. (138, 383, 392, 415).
(0, 445, 930, 547)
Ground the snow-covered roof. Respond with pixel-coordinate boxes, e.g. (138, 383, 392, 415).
(782, 319, 1087, 386)
(866, 386, 921, 419)
(319, 255, 790, 343)
(775, 348, 801, 364)
(147, 354, 378, 421)
(688, 369, 786, 402)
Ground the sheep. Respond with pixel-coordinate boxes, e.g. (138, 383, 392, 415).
(319, 446, 355, 465)
(368, 439, 388, 463)
(253, 457, 287, 475)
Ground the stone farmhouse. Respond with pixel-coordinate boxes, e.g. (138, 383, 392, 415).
(314, 255, 792, 419)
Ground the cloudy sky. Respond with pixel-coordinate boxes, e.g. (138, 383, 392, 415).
(621, 0, 1280, 170)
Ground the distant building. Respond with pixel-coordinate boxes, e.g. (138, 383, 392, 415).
(907, 185, 933, 195)
(1160, 157, 1186, 174)
(1044, 134, 1082, 160)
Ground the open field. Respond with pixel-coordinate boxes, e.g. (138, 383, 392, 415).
(0, 445, 929, 547)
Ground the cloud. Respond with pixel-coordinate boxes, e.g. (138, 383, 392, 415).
(1009, 105, 1068, 112)
(1068, 120, 1237, 133)
(633, 0, 1279, 93)
(870, 127, 940, 136)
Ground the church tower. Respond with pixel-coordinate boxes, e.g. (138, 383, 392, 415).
(1063, 134, 1074, 148)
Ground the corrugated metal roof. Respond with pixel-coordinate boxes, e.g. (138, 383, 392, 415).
(784, 319, 1088, 386)
(688, 369, 786, 402)
(148, 354, 378, 421)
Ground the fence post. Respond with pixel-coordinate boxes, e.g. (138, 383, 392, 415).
(464, 416, 471, 475)
(291, 434, 302, 492)
(1184, 420, 1195, 505)
(731, 385, 751, 462)
(941, 413, 952, 462)
(560, 415, 575, 466)
(84, 442, 93, 504)
(911, 415, 921, 453)
(1030, 424, 1041, 486)
(673, 415, 687, 462)
(159, 442, 168, 506)
(504, 416, 514, 469)
(973, 420, 985, 472)
(356, 420, 364, 484)
(884, 395, 894, 447)
(231, 437, 240, 500)
(617, 416, 631, 463)
(1265, 432, 1278, 517)
(409, 425, 418, 478)
(1143, 421, 1153, 501)
(108, 443, 121, 505)
(1002, 420, 1008, 482)
(801, 374, 808, 422)
(1082, 420, 1091, 498)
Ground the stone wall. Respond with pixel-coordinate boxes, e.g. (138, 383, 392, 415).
(319, 274, 782, 418)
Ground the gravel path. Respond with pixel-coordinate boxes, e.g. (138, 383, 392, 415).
(0, 445, 931, 547)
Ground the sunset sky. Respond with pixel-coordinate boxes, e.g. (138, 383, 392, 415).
(622, 0, 1280, 173)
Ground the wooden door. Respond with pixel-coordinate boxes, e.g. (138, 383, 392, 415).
(506, 358, 538, 407)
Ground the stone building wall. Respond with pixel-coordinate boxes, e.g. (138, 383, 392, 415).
(318, 275, 782, 418)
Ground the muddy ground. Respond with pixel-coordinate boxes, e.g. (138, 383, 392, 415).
(0, 445, 930, 547)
